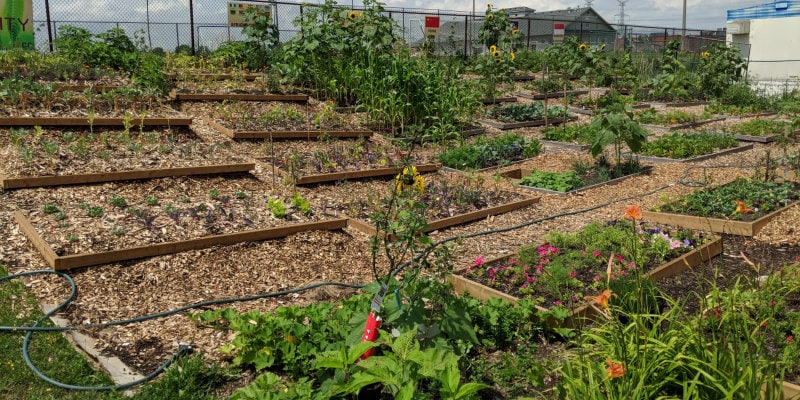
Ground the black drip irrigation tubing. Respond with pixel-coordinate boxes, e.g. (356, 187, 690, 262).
(0, 162, 761, 391)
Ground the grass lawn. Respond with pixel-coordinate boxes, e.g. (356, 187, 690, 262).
(1, 265, 239, 400)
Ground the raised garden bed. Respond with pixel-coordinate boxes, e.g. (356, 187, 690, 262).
(634, 132, 752, 163)
(377, 125, 485, 144)
(11, 174, 345, 270)
(449, 219, 723, 328)
(0, 125, 245, 184)
(514, 90, 589, 100)
(503, 165, 652, 196)
(0, 117, 192, 127)
(191, 100, 371, 139)
(165, 72, 267, 81)
(319, 173, 538, 236)
(480, 97, 518, 105)
(724, 119, 800, 143)
(643, 178, 800, 236)
(538, 124, 595, 151)
(170, 90, 309, 103)
(437, 133, 542, 173)
(480, 116, 576, 130)
(637, 108, 723, 131)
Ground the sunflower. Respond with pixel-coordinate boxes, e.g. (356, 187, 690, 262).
(701, 51, 711, 58)
(600, 44, 606, 51)
(492, 50, 500, 58)
(395, 165, 425, 195)
(512, 28, 519, 34)
(487, 13, 494, 20)
(487, 2, 493, 8)
(348, 11, 359, 20)
(510, 52, 516, 61)
(579, 43, 587, 51)
(489, 45, 497, 53)
(496, 58, 503, 64)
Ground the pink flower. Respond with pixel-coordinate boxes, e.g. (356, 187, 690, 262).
(593, 275, 601, 282)
(537, 245, 549, 256)
(526, 276, 535, 283)
(592, 250, 601, 258)
(535, 265, 543, 275)
(572, 296, 579, 302)
(553, 301, 562, 306)
(540, 258, 550, 264)
(669, 240, 682, 250)
(615, 254, 624, 262)
(569, 271, 577, 278)
(520, 282, 528, 288)
(487, 267, 495, 277)
(473, 256, 485, 266)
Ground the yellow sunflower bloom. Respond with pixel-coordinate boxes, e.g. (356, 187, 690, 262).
(489, 45, 497, 53)
(510, 52, 516, 61)
(492, 50, 501, 58)
(348, 11, 359, 20)
(600, 44, 606, 50)
(512, 28, 519, 34)
(395, 165, 424, 195)
(496, 58, 503, 64)
(702, 51, 710, 58)
(487, 13, 494, 20)
(579, 43, 587, 51)
(487, 3, 493, 9)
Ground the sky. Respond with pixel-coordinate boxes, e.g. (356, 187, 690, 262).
(30, 0, 769, 51)
(384, 0, 763, 30)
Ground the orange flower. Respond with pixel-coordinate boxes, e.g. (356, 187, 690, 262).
(606, 357, 625, 378)
(624, 205, 641, 220)
(732, 200, 754, 215)
(586, 289, 616, 309)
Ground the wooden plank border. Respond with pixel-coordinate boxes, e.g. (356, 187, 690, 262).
(642, 200, 800, 236)
(0, 163, 256, 189)
(641, 117, 727, 132)
(506, 166, 653, 196)
(0, 117, 192, 127)
(170, 92, 308, 102)
(345, 197, 539, 237)
(14, 211, 348, 270)
(540, 139, 590, 152)
(293, 164, 440, 185)
(480, 97, 518, 105)
(448, 236, 722, 328)
(633, 143, 753, 164)
(202, 117, 372, 139)
(164, 72, 267, 81)
(478, 115, 577, 130)
(513, 90, 589, 100)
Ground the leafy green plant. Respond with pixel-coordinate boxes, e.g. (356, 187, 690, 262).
(542, 124, 597, 144)
(291, 192, 311, 216)
(108, 195, 127, 208)
(490, 101, 568, 122)
(589, 102, 648, 176)
(42, 203, 60, 214)
(728, 118, 797, 137)
(207, 189, 220, 200)
(635, 108, 709, 125)
(145, 195, 159, 206)
(639, 131, 738, 159)
(655, 177, 800, 220)
(267, 197, 286, 218)
(519, 170, 585, 192)
(87, 206, 104, 218)
(697, 43, 747, 99)
(437, 133, 542, 171)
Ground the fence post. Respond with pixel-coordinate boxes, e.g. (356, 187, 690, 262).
(463, 15, 468, 60)
(190, 0, 196, 55)
(526, 17, 531, 50)
(44, 0, 53, 51)
(176, 23, 180, 49)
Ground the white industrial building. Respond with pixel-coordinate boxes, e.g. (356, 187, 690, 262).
(727, 1, 800, 93)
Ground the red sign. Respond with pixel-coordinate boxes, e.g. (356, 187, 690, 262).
(425, 16, 440, 36)
(553, 23, 565, 42)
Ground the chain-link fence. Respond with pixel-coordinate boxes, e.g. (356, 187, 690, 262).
(33, 0, 739, 57)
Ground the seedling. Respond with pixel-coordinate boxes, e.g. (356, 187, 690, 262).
(208, 189, 220, 199)
(108, 195, 128, 208)
(268, 197, 286, 218)
(112, 227, 126, 236)
(291, 192, 311, 216)
(42, 204, 60, 214)
(87, 206, 104, 218)
(146, 195, 159, 206)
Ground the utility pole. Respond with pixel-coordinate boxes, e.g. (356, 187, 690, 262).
(681, 0, 687, 50)
(616, 1, 628, 26)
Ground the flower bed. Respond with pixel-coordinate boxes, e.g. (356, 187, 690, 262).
(451, 217, 722, 326)
(644, 177, 800, 236)
(438, 133, 542, 172)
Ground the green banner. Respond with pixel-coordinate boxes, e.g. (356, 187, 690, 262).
(0, 0, 34, 50)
